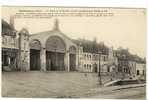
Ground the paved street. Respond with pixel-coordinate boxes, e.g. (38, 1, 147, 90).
(2, 71, 146, 99)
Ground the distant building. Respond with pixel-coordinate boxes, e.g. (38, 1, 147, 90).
(128, 60, 136, 77)
(2, 18, 30, 71)
(74, 39, 116, 74)
(113, 48, 146, 79)
(113, 48, 131, 75)
(128, 55, 146, 79)
(136, 63, 145, 75)
(2, 18, 19, 71)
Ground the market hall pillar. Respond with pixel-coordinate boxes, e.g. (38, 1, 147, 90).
(64, 50, 70, 72)
(40, 48, 46, 71)
(18, 28, 30, 71)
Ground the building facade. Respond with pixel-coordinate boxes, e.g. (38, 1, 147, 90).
(2, 18, 19, 71)
(113, 48, 146, 79)
(1, 18, 146, 78)
(2, 18, 30, 71)
(29, 19, 78, 72)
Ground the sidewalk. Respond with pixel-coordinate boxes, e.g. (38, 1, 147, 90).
(78, 83, 146, 97)
(92, 83, 145, 93)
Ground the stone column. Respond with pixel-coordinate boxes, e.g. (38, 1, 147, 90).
(78, 45, 83, 72)
(64, 50, 70, 72)
(18, 28, 30, 71)
(40, 48, 46, 71)
(75, 49, 79, 71)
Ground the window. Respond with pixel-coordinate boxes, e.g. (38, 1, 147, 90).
(2, 54, 8, 66)
(84, 64, 86, 69)
(89, 64, 91, 70)
(124, 68, 127, 73)
(84, 54, 87, 59)
(137, 70, 140, 75)
(89, 55, 91, 60)
(107, 66, 110, 72)
(93, 55, 95, 60)
(87, 54, 89, 58)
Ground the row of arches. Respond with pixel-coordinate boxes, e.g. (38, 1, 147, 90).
(29, 36, 77, 71)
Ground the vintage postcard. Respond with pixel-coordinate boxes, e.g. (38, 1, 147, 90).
(1, 6, 146, 99)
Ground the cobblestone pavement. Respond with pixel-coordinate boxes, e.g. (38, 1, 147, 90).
(2, 71, 146, 99)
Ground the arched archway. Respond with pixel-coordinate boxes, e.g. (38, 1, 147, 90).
(93, 63, 98, 72)
(30, 39, 41, 70)
(69, 46, 76, 71)
(46, 36, 66, 71)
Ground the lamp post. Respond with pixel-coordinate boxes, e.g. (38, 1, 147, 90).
(98, 51, 102, 85)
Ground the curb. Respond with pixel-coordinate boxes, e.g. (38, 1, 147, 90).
(113, 84, 146, 91)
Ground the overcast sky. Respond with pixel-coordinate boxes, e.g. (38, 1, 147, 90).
(2, 6, 146, 58)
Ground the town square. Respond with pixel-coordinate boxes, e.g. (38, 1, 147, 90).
(1, 6, 146, 99)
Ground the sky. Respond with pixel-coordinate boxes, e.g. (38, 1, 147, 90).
(2, 6, 146, 58)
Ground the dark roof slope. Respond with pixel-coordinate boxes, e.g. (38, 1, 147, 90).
(114, 48, 145, 63)
(2, 19, 12, 29)
(2, 19, 16, 36)
(73, 39, 109, 54)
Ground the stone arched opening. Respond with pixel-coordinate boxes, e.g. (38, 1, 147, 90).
(69, 46, 76, 71)
(45, 36, 66, 71)
(30, 39, 41, 70)
(93, 63, 98, 72)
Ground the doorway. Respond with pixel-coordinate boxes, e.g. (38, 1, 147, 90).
(69, 54, 76, 71)
(30, 49, 41, 70)
(46, 51, 65, 71)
